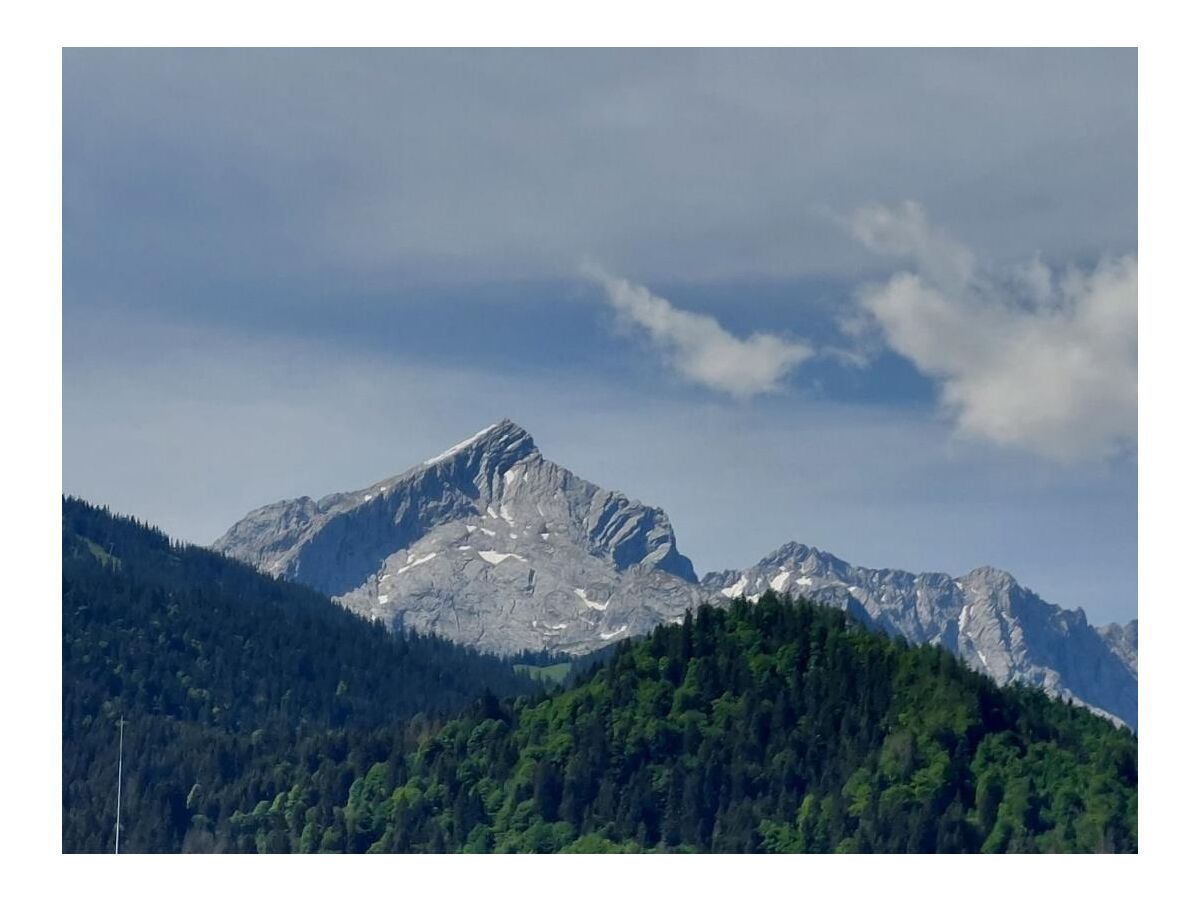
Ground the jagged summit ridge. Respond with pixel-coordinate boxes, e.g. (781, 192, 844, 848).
(421, 418, 536, 470)
(214, 420, 703, 654)
(702, 543, 1138, 729)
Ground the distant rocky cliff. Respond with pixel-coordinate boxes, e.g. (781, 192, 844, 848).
(704, 543, 1137, 728)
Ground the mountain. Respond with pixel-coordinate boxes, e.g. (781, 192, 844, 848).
(703, 543, 1138, 730)
(226, 593, 1138, 853)
(215, 420, 710, 656)
(62, 497, 539, 852)
(1098, 620, 1138, 677)
(216, 420, 1137, 728)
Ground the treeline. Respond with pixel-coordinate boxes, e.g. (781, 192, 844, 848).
(62, 497, 540, 852)
(229, 594, 1137, 853)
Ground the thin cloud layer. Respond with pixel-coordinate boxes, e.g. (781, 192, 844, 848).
(64, 50, 1136, 286)
(850, 202, 1137, 462)
(592, 269, 813, 398)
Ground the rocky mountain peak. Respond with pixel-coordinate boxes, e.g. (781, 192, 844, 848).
(399, 420, 542, 502)
(215, 419, 704, 654)
(422, 419, 537, 469)
(960, 565, 1020, 592)
(762, 542, 850, 575)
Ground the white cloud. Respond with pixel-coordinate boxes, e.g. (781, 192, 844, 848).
(590, 268, 813, 398)
(850, 202, 1137, 462)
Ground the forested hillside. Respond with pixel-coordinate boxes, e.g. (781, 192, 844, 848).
(63, 498, 1136, 853)
(229, 594, 1137, 853)
(62, 497, 538, 852)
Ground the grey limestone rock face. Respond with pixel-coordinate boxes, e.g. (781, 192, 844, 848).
(214, 420, 707, 656)
(1097, 620, 1138, 677)
(702, 544, 1137, 729)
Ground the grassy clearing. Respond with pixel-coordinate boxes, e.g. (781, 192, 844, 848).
(82, 537, 121, 569)
(513, 661, 573, 685)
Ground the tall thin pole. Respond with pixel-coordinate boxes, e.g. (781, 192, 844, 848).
(115, 717, 124, 854)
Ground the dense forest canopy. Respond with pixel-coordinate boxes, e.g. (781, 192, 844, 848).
(234, 595, 1134, 853)
(62, 497, 539, 852)
(62, 497, 1135, 853)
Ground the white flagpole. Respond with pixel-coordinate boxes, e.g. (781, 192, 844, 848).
(115, 717, 124, 854)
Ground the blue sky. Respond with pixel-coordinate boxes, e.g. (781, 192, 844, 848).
(62, 49, 1137, 625)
